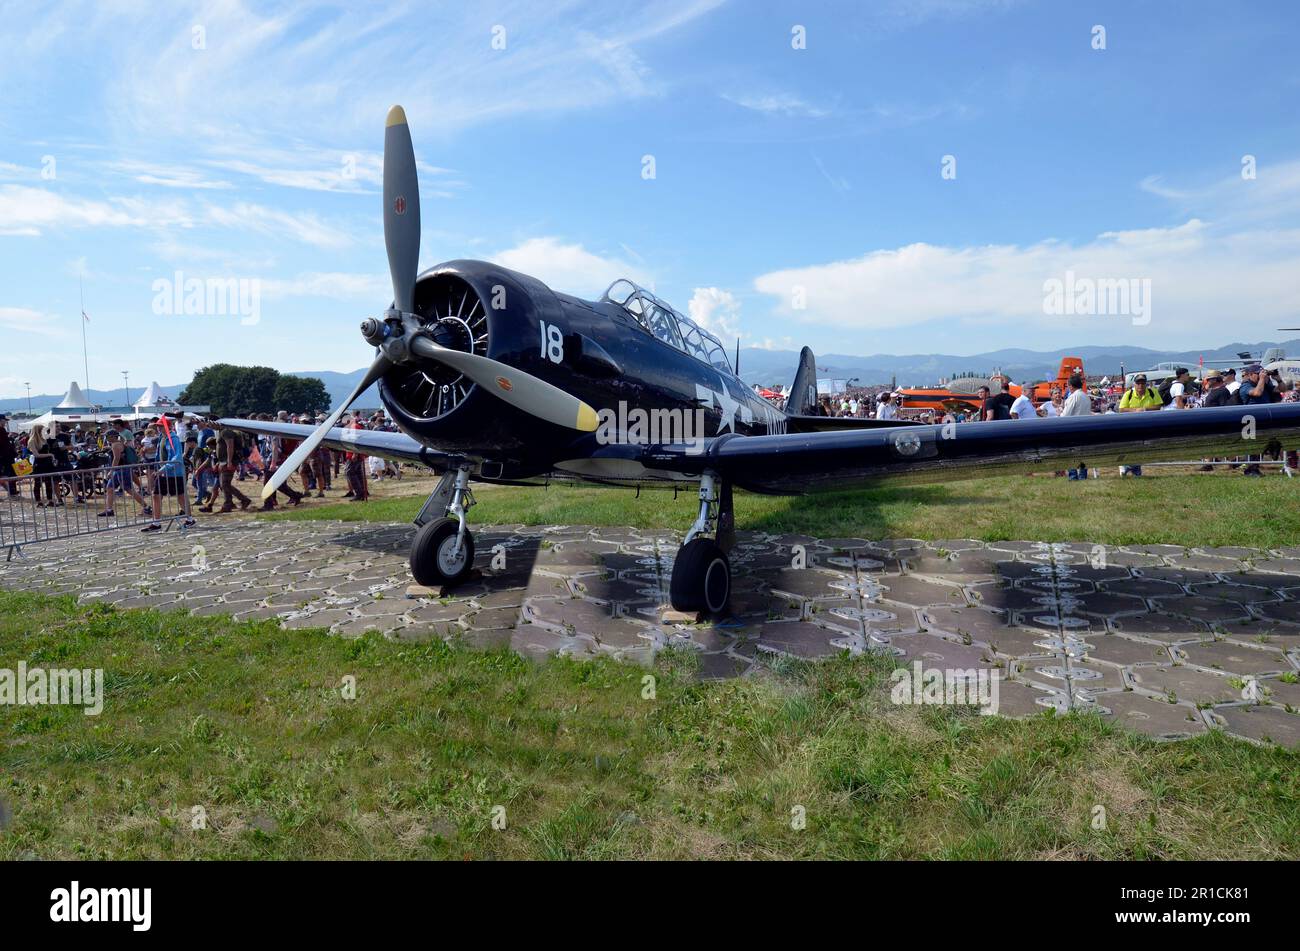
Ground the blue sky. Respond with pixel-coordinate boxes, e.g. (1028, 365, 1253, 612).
(3, 0, 1300, 396)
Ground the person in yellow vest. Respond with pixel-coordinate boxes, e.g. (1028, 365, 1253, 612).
(1118, 374, 1162, 413)
(1117, 374, 1161, 477)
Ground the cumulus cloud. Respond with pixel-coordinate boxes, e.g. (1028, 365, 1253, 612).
(490, 237, 647, 296)
(687, 287, 742, 339)
(753, 218, 1300, 345)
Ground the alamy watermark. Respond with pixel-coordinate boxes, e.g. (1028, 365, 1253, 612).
(890, 661, 1000, 715)
(151, 270, 261, 326)
(595, 401, 706, 455)
(1043, 270, 1151, 326)
(1, 663, 104, 715)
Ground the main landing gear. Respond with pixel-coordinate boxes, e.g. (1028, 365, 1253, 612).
(669, 472, 735, 615)
(409, 466, 477, 587)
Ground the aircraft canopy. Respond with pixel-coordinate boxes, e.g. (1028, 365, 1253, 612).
(602, 279, 732, 373)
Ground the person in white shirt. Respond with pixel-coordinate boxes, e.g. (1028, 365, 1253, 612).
(876, 393, 901, 421)
(1010, 391, 1038, 419)
(1224, 368, 1241, 394)
(1060, 374, 1092, 416)
(1162, 382, 1188, 410)
(1041, 389, 1062, 417)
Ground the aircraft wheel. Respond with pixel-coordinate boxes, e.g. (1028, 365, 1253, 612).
(410, 517, 475, 588)
(670, 539, 731, 615)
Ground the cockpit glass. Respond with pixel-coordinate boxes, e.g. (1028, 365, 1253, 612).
(600, 278, 733, 373)
(604, 279, 637, 306)
(644, 302, 684, 349)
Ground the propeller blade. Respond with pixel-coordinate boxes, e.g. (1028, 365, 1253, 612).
(409, 336, 598, 431)
(383, 105, 421, 314)
(261, 355, 392, 500)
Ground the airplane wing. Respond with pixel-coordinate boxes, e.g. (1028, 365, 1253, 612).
(217, 418, 441, 467)
(784, 414, 921, 432)
(632, 403, 1300, 493)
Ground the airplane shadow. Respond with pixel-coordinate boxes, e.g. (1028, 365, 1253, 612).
(738, 484, 989, 538)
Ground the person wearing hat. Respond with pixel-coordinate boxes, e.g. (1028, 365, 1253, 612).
(1201, 369, 1238, 408)
(1196, 370, 1238, 471)
(1010, 382, 1038, 420)
(1117, 374, 1161, 477)
(1119, 374, 1161, 412)
(1236, 364, 1282, 477)
(1239, 364, 1279, 406)
(875, 392, 901, 421)
(1223, 367, 1240, 395)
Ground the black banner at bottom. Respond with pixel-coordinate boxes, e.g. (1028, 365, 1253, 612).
(0, 859, 1279, 937)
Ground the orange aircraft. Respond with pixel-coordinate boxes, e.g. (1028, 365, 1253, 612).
(898, 357, 1085, 414)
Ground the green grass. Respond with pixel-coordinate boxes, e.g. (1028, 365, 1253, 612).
(3, 591, 1297, 859)
(268, 473, 1300, 549)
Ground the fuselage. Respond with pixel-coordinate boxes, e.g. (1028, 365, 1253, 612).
(378, 260, 784, 482)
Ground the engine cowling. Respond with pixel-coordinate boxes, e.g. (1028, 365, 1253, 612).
(381, 271, 490, 422)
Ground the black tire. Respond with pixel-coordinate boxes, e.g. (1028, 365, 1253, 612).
(670, 538, 731, 615)
(410, 517, 476, 588)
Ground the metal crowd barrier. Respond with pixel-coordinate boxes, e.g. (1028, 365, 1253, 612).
(1, 461, 191, 561)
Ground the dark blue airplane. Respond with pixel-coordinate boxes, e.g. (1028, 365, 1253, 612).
(225, 106, 1300, 615)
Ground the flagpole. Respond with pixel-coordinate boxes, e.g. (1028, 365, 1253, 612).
(79, 273, 90, 400)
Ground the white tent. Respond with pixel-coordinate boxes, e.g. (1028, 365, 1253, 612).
(56, 381, 92, 411)
(133, 381, 174, 410)
(15, 382, 97, 432)
(13, 380, 208, 432)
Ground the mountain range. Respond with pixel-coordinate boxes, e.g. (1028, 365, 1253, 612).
(7, 338, 1296, 414)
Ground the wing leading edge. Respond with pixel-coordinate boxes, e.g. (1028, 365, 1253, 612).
(634, 403, 1300, 493)
(217, 419, 437, 467)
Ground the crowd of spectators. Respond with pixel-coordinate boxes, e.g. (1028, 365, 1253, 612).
(754, 364, 1297, 477)
(0, 408, 405, 531)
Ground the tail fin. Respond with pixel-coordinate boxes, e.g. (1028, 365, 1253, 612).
(788, 346, 818, 415)
(1057, 356, 1084, 381)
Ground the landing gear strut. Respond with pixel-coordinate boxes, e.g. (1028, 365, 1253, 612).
(669, 471, 734, 615)
(410, 466, 476, 587)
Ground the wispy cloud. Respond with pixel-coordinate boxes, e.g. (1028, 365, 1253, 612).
(0, 184, 192, 235)
(722, 92, 831, 118)
(105, 160, 234, 190)
(203, 201, 352, 250)
(0, 306, 67, 338)
(814, 156, 850, 193)
(260, 272, 389, 301)
(1139, 160, 1300, 226)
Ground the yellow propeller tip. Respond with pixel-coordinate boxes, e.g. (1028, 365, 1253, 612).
(576, 403, 599, 432)
(386, 105, 408, 128)
(260, 485, 275, 501)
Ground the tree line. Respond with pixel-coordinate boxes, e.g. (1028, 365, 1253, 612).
(178, 365, 331, 417)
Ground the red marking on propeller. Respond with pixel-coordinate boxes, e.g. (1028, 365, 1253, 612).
(393, 195, 406, 215)
(496, 377, 512, 392)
